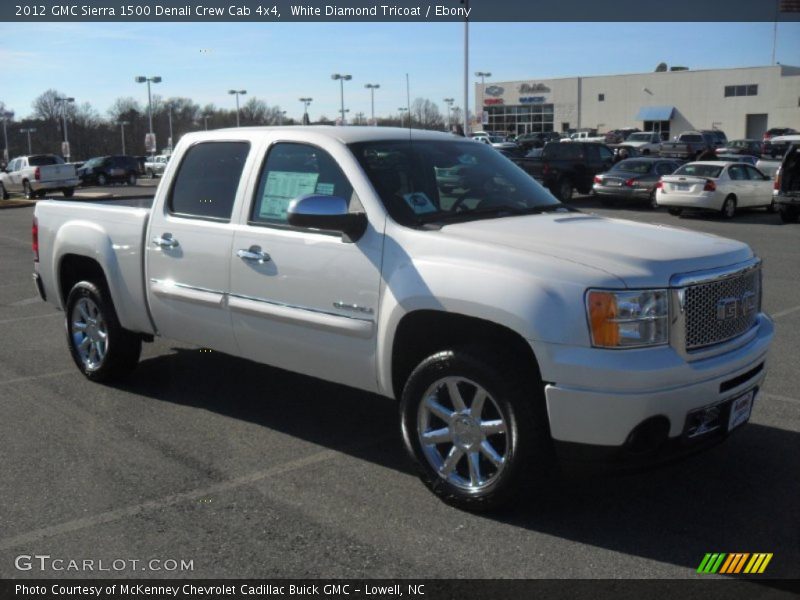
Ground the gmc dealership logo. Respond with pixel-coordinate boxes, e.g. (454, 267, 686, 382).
(716, 292, 757, 321)
(484, 85, 504, 97)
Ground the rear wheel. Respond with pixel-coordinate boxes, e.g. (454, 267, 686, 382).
(62, 188, 74, 198)
(147, 169, 155, 179)
(23, 181, 35, 200)
(65, 281, 141, 382)
(400, 346, 553, 511)
(127, 172, 137, 186)
(97, 173, 108, 186)
(780, 206, 799, 223)
(554, 178, 573, 202)
(720, 196, 737, 219)
(667, 207, 682, 216)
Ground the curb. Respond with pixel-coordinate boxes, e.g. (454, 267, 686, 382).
(0, 200, 37, 210)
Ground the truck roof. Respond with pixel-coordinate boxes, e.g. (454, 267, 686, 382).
(189, 126, 458, 145)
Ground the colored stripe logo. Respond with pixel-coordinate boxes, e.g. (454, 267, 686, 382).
(697, 553, 773, 574)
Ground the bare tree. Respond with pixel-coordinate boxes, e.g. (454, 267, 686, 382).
(410, 98, 444, 130)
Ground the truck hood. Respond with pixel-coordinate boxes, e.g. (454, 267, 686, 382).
(438, 212, 752, 287)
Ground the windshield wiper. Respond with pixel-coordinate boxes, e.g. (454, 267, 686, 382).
(418, 203, 566, 225)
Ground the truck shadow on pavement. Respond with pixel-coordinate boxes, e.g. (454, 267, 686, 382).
(117, 347, 798, 580)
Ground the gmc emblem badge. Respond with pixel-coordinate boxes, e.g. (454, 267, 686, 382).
(716, 291, 757, 321)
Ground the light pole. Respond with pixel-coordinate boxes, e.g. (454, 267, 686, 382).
(54, 97, 75, 161)
(1, 111, 13, 163)
(19, 127, 36, 155)
(135, 76, 161, 153)
(475, 71, 491, 132)
(398, 107, 408, 128)
(278, 110, 287, 126)
(166, 101, 175, 152)
(331, 73, 352, 125)
(118, 122, 128, 154)
(364, 83, 380, 126)
(203, 114, 210, 130)
(299, 97, 312, 125)
(228, 89, 247, 127)
(443, 98, 454, 130)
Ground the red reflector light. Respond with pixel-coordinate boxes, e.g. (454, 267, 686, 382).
(34, 167, 41, 181)
(774, 170, 781, 191)
(625, 178, 637, 187)
(656, 181, 663, 189)
(594, 175, 602, 184)
(703, 180, 716, 192)
(32, 217, 39, 262)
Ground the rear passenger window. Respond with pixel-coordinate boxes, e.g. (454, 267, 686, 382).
(250, 143, 355, 226)
(168, 142, 250, 221)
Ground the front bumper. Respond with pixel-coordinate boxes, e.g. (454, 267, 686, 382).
(533, 313, 773, 450)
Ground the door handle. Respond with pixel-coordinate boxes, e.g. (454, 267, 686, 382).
(236, 245, 271, 264)
(152, 234, 179, 248)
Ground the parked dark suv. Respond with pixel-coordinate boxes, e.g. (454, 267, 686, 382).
(77, 155, 139, 186)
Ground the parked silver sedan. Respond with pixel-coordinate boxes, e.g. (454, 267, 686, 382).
(592, 157, 681, 208)
(656, 161, 775, 218)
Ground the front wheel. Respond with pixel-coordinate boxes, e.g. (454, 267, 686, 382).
(65, 281, 141, 382)
(554, 178, 573, 202)
(0, 182, 8, 200)
(667, 207, 682, 216)
(400, 347, 553, 511)
(97, 174, 108, 186)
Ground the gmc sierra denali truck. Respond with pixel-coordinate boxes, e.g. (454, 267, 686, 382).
(33, 127, 773, 510)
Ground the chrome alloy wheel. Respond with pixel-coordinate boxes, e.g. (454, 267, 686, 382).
(70, 297, 108, 371)
(417, 376, 509, 493)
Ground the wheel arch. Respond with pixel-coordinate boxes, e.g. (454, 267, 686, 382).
(389, 310, 542, 401)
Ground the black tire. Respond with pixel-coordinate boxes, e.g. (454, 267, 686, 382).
(400, 346, 553, 512)
(780, 207, 800, 223)
(720, 196, 737, 219)
(23, 180, 35, 200)
(127, 172, 137, 186)
(97, 173, 108, 186)
(147, 169, 155, 179)
(667, 207, 682, 216)
(0, 182, 8, 200)
(65, 280, 141, 382)
(62, 188, 74, 198)
(648, 189, 659, 209)
(554, 178, 573, 202)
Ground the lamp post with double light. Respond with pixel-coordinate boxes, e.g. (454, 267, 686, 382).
(135, 75, 161, 153)
(331, 73, 352, 125)
(228, 89, 247, 127)
(364, 83, 380, 126)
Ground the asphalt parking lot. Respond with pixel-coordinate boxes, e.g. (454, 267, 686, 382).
(0, 188, 798, 581)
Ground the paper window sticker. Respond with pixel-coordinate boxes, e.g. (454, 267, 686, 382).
(315, 182, 335, 196)
(259, 171, 319, 219)
(403, 192, 437, 214)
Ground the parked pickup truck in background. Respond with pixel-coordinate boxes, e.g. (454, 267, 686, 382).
(0, 154, 79, 200)
(512, 140, 615, 200)
(144, 154, 170, 178)
(660, 131, 716, 160)
(622, 131, 663, 155)
(33, 127, 773, 511)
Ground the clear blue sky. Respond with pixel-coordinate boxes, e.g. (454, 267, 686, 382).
(2, 21, 799, 121)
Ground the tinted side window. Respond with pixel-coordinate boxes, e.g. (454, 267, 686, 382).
(728, 165, 745, 180)
(251, 143, 354, 226)
(168, 142, 249, 221)
(744, 166, 765, 180)
(598, 146, 614, 161)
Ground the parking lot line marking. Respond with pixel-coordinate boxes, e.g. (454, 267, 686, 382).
(0, 312, 61, 325)
(771, 304, 800, 319)
(763, 392, 800, 406)
(0, 369, 74, 387)
(9, 296, 42, 306)
(0, 438, 389, 551)
(0, 233, 31, 247)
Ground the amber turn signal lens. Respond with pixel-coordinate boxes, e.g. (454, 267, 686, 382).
(588, 291, 620, 347)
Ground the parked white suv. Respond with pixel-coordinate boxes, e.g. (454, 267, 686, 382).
(32, 127, 773, 510)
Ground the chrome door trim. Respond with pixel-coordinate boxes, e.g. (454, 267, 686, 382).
(149, 279, 225, 308)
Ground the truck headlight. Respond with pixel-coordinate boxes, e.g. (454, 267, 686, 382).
(586, 289, 669, 348)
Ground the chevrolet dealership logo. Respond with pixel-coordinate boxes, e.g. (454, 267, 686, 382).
(716, 291, 756, 321)
(697, 553, 773, 574)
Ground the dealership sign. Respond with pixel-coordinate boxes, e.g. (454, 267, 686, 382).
(519, 96, 546, 104)
(484, 98, 504, 105)
(484, 85, 504, 97)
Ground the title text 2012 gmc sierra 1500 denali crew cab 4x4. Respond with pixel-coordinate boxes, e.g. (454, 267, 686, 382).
(33, 127, 773, 510)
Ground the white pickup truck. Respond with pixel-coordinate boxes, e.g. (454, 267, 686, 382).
(33, 127, 773, 510)
(144, 154, 170, 178)
(622, 131, 663, 155)
(1, 154, 79, 199)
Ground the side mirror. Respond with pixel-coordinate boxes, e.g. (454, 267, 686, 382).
(287, 195, 367, 242)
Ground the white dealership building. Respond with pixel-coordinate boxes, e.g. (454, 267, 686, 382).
(476, 64, 800, 140)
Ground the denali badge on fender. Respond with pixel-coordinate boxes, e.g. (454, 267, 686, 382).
(717, 291, 757, 321)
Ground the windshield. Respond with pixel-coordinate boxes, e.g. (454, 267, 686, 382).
(611, 160, 653, 174)
(627, 133, 651, 142)
(349, 140, 563, 226)
(84, 157, 104, 167)
(674, 164, 723, 178)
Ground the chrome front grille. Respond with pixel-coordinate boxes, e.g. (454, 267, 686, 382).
(683, 266, 760, 350)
